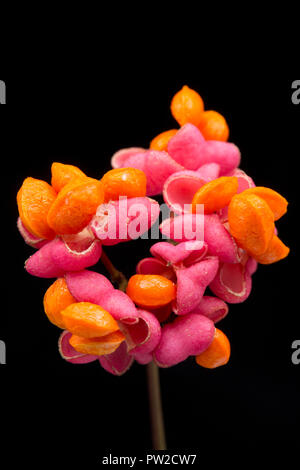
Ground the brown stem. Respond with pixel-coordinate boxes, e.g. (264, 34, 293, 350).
(146, 361, 167, 450)
(100, 250, 167, 449)
(100, 250, 128, 292)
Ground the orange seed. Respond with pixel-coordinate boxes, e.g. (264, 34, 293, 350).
(170, 85, 204, 127)
(196, 328, 230, 369)
(126, 274, 176, 309)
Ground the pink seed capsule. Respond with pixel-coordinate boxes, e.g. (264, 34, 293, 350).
(160, 213, 240, 264)
(58, 330, 98, 364)
(90, 197, 160, 245)
(96, 289, 139, 325)
(174, 257, 219, 315)
(167, 123, 241, 174)
(99, 341, 134, 376)
(25, 240, 65, 278)
(111, 149, 184, 196)
(196, 163, 221, 181)
(125, 309, 161, 355)
(65, 269, 114, 304)
(150, 240, 208, 267)
(111, 147, 146, 169)
(153, 314, 215, 368)
(163, 171, 207, 214)
(209, 262, 252, 304)
(51, 233, 102, 272)
(25, 233, 102, 278)
(131, 351, 153, 365)
(188, 296, 229, 324)
(136, 257, 176, 281)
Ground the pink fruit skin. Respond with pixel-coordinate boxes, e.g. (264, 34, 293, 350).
(160, 214, 240, 264)
(150, 240, 208, 267)
(90, 197, 160, 245)
(25, 236, 102, 278)
(17, 217, 48, 249)
(209, 262, 252, 304)
(51, 237, 102, 271)
(167, 124, 206, 170)
(198, 140, 241, 175)
(175, 257, 219, 315)
(114, 150, 184, 196)
(99, 341, 134, 376)
(167, 124, 241, 174)
(189, 296, 229, 324)
(65, 270, 114, 304)
(111, 147, 146, 169)
(127, 309, 161, 355)
(154, 314, 215, 367)
(66, 270, 162, 353)
(25, 240, 65, 278)
(58, 331, 98, 364)
(163, 170, 207, 214)
(136, 257, 176, 281)
(196, 163, 220, 181)
(95, 289, 139, 324)
(246, 257, 258, 276)
(131, 351, 153, 365)
(137, 241, 216, 316)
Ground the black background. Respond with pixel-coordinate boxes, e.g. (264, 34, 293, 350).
(1, 77, 299, 464)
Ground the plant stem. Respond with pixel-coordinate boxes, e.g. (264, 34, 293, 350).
(100, 250, 128, 292)
(100, 250, 167, 450)
(146, 361, 167, 450)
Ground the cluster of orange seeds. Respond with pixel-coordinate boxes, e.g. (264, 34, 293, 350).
(150, 85, 230, 152)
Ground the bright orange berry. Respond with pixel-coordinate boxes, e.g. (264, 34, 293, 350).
(101, 167, 147, 202)
(126, 274, 176, 309)
(171, 85, 204, 127)
(196, 329, 230, 369)
(17, 177, 57, 239)
(197, 110, 229, 141)
(150, 129, 178, 152)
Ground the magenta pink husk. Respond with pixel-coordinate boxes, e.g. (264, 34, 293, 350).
(99, 341, 134, 375)
(65, 270, 114, 304)
(188, 296, 229, 324)
(110, 149, 184, 196)
(111, 147, 146, 169)
(160, 214, 240, 264)
(153, 314, 215, 367)
(174, 257, 219, 315)
(25, 233, 102, 278)
(167, 123, 206, 170)
(209, 262, 252, 304)
(163, 171, 207, 214)
(138, 241, 219, 316)
(167, 123, 241, 174)
(126, 309, 161, 355)
(196, 163, 221, 180)
(65, 269, 161, 358)
(246, 257, 258, 276)
(97, 289, 139, 325)
(25, 239, 66, 278)
(51, 236, 102, 271)
(131, 351, 153, 365)
(150, 240, 208, 267)
(136, 258, 176, 281)
(90, 197, 160, 245)
(58, 330, 98, 364)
